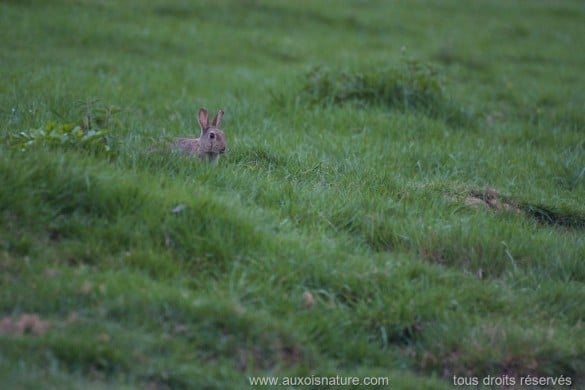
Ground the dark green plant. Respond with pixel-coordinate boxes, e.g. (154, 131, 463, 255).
(73, 98, 122, 130)
(6, 121, 114, 157)
(5, 100, 118, 157)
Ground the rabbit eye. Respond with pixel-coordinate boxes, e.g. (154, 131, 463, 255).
(209, 132, 216, 139)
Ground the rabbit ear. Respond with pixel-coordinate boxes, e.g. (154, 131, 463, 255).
(211, 109, 224, 128)
(198, 108, 209, 131)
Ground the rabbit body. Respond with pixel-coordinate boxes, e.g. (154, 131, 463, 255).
(172, 108, 227, 162)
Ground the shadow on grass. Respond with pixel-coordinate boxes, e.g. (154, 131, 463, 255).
(521, 204, 585, 230)
(466, 188, 585, 231)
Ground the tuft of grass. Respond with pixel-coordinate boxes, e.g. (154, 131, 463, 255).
(302, 61, 442, 109)
(297, 61, 473, 127)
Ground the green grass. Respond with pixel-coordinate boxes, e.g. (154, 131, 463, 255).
(1, 0, 584, 389)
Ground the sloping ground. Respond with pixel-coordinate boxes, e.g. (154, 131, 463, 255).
(1, 0, 584, 388)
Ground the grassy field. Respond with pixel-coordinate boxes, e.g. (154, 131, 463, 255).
(1, 0, 584, 388)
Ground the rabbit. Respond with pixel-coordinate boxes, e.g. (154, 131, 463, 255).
(171, 107, 227, 162)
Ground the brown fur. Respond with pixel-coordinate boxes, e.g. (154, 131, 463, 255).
(171, 108, 227, 162)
